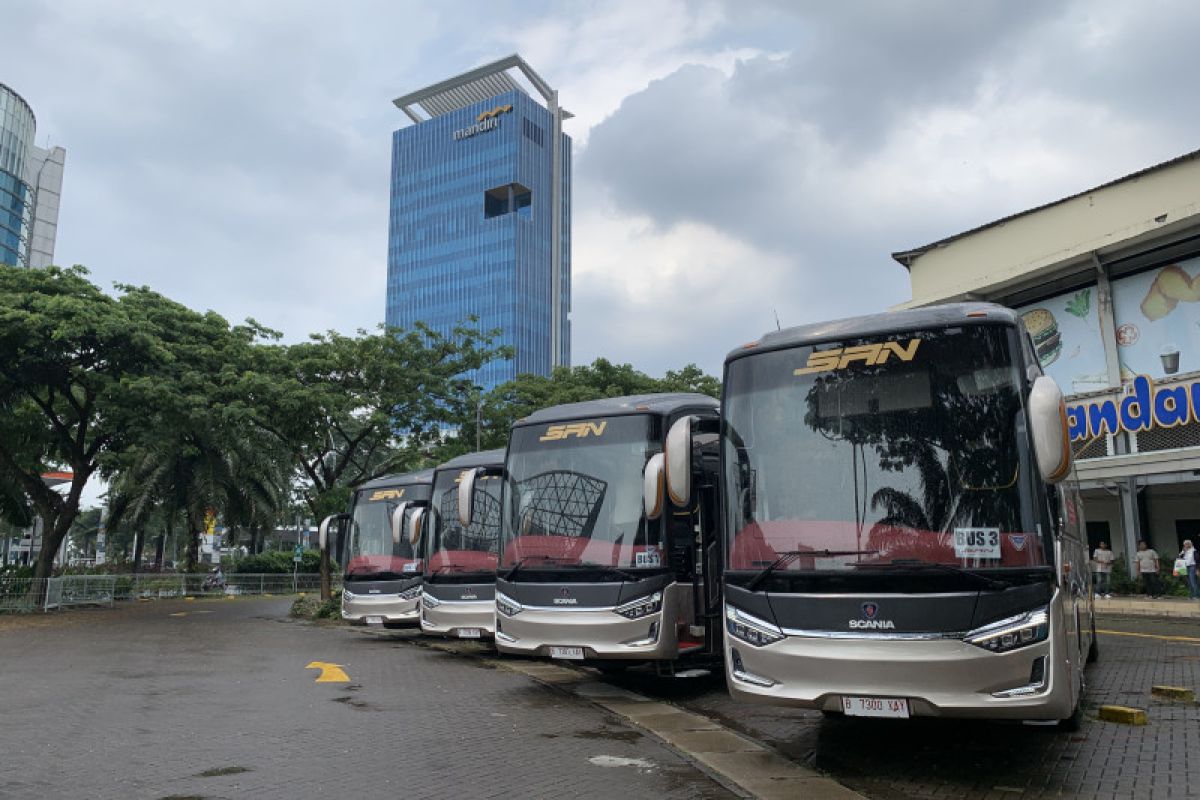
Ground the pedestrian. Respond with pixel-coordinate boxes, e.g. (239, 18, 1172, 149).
(1178, 540, 1199, 600)
(1135, 540, 1161, 598)
(1092, 541, 1114, 598)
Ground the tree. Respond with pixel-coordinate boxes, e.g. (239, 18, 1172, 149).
(242, 321, 507, 521)
(0, 267, 173, 590)
(459, 358, 722, 454)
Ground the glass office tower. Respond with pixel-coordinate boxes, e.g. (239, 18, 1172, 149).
(387, 56, 571, 391)
(0, 82, 65, 269)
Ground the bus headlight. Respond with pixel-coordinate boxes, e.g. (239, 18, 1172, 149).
(421, 592, 440, 609)
(614, 591, 662, 619)
(725, 605, 784, 648)
(965, 607, 1049, 653)
(496, 592, 523, 617)
(399, 585, 423, 601)
(342, 589, 356, 602)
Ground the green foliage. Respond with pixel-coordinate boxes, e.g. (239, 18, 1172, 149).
(442, 358, 722, 459)
(230, 549, 327, 574)
(290, 589, 342, 620)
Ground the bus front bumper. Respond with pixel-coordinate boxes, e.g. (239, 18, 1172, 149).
(420, 599, 495, 639)
(725, 632, 1074, 720)
(494, 606, 677, 660)
(341, 593, 419, 626)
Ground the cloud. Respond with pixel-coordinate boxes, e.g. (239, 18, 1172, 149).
(569, 0, 1200, 367)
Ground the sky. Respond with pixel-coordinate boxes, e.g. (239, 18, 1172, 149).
(6, 0, 1200, 383)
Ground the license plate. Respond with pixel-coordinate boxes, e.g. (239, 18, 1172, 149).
(364, 616, 384, 625)
(840, 696, 909, 718)
(549, 646, 585, 660)
(457, 628, 481, 639)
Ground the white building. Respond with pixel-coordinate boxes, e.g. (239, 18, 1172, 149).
(893, 149, 1200, 573)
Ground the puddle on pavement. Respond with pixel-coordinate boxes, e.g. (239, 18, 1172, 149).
(331, 695, 375, 711)
(196, 766, 251, 778)
(539, 728, 642, 743)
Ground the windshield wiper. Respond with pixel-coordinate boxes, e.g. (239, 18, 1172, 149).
(746, 549, 878, 591)
(577, 562, 638, 581)
(503, 555, 567, 581)
(860, 559, 1011, 590)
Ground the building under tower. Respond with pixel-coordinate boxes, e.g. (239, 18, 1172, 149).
(387, 55, 571, 392)
(0, 82, 65, 269)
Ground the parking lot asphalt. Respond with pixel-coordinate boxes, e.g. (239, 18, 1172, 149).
(6, 599, 1198, 800)
(0, 597, 736, 800)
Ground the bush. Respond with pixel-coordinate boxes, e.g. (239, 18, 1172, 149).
(290, 590, 341, 620)
(231, 550, 332, 574)
(1109, 554, 1190, 597)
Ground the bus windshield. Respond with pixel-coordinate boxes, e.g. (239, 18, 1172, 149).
(345, 488, 421, 580)
(427, 469, 502, 574)
(501, 415, 663, 569)
(723, 325, 1047, 575)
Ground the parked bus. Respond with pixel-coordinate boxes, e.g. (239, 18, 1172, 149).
(320, 469, 434, 627)
(412, 449, 506, 640)
(715, 303, 1096, 726)
(458, 394, 722, 671)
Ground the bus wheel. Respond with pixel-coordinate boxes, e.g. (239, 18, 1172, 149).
(1058, 699, 1084, 732)
(1086, 616, 1099, 664)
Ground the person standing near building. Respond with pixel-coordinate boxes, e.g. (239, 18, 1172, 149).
(1092, 541, 1115, 598)
(1135, 540, 1161, 598)
(1178, 540, 1199, 600)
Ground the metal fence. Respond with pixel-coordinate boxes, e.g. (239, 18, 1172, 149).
(0, 573, 336, 613)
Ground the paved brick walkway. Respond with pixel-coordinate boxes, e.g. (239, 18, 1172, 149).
(665, 614, 1200, 799)
(0, 598, 735, 800)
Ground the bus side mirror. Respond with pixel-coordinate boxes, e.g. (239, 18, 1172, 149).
(643, 453, 665, 520)
(458, 468, 479, 527)
(409, 507, 426, 548)
(1029, 376, 1071, 483)
(319, 513, 346, 551)
(665, 416, 694, 506)
(318, 515, 336, 551)
(389, 502, 411, 545)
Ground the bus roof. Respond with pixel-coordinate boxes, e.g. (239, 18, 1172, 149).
(515, 393, 718, 427)
(726, 302, 1020, 364)
(435, 448, 506, 471)
(356, 468, 436, 491)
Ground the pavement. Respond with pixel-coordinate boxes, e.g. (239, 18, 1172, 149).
(1096, 594, 1200, 618)
(0, 597, 737, 800)
(4, 597, 1198, 800)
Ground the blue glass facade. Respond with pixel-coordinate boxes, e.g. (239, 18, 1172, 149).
(386, 90, 571, 391)
(0, 83, 35, 267)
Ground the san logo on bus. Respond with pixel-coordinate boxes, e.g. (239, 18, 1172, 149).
(539, 421, 608, 441)
(794, 339, 922, 375)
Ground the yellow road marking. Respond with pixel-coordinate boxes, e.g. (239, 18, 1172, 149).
(1098, 629, 1200, 645)
(306, 661, 350, 683)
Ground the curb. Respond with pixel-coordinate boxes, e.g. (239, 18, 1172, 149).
(412, 637, 865, 800)
(1150, 685, 1196, 702)
(1097, 705, 1148, 725)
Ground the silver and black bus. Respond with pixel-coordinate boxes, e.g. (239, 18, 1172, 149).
(458, 394, 722, 669)
(716, 303, 1096, 725)
(320, 469, 433, 627)
(414, 449, 505, 640)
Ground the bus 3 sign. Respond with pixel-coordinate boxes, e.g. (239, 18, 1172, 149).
(954, 527, 1001, 559)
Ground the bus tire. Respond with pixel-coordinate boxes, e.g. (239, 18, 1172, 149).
(1086, 615, 1099, 664)
(1058, 698, 1084, 732)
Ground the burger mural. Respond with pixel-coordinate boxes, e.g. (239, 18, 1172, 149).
(1016, 287, 1107, 394)
(1021, 307, 1062, 367)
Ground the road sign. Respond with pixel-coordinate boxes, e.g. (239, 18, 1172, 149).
(293, 543, 303, 563)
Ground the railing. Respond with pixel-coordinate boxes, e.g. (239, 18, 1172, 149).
(0, 573, 338, 613)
